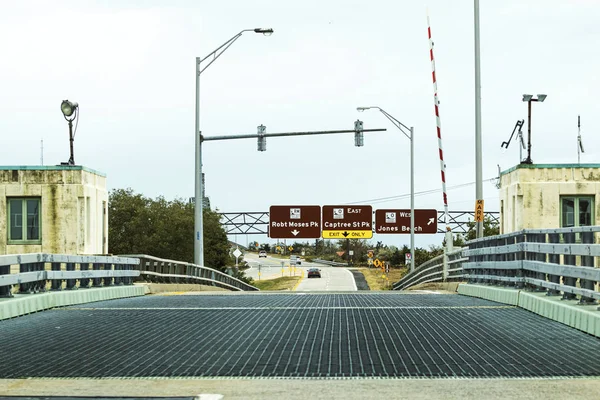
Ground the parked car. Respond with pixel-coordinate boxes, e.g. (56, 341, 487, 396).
(307, 268, 321, 278)
(259, 250, 267, 258)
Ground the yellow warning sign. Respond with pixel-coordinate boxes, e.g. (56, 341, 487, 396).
(373, 259, 382, 268)
(322, 230, 373, 239)
(475, 199, 485, 222)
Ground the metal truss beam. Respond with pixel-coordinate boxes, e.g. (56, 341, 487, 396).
(220, 211, 500, 235)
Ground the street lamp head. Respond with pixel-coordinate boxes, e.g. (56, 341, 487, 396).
(254, 28, 274, 36)
(61, 100, 78, 118)
(357, 106, 375, 112)
(522, 94, 533, 102)
(537, 94, 547, 102)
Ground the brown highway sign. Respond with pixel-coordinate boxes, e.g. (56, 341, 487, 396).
(322, 205, 373, 239)
(375, 209, 438, 234)
(269, 205, 321, 239)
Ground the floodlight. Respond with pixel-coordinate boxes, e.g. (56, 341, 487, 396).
(537, 94, 547, 102)
(61, 100, 78, 118)
(522, 94, 533, 102)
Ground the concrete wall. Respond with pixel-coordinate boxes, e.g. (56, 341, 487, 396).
(499, 164, 600, 233)
(0, 166, 108, 255)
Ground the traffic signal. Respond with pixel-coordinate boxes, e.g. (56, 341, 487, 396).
(257, 124, 267, 151)
(354, 119, 364, 147)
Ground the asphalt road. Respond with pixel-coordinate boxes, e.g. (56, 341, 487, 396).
(295, 266, 357, 291)
(244, 253, 357, 291)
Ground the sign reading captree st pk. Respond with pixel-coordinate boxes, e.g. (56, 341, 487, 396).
(375, 209, 438, 234)
(322, 205, 373, 239)
(269, 205, 321, 239)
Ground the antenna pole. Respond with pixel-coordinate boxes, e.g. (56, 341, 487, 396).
(578, 115, 581, 164)
(519, 131, 522, 162)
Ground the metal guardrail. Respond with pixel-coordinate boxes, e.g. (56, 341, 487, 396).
(394, 226, 600, 307)
(464, 226, 600, 305)
(0, 253, 140, 298)
(393, 248, 466, 290)
(312, 259, 349, 267)
(121, 254, 259, 291)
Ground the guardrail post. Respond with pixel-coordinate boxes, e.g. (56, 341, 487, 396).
(515, 233, 525, 289)
(124, 263, 133, 285)
(0, 261, 12, 298)
(103, 263, 113, 287)
(442, 248, 448, 282)
(80, 262, 90, 289)
(482, 238, 490, 286)
(492, 236, 501, 286)
(529, 232, 546, 292)
(92, 263, 103, 287)
(51, 262, 62, 291)
(579, 231, 596, 305)
(546, 233, 561, 296)
(66, 262, 77, 290)
(114, 263, 123, 286)
(18, 261, 32, 294)
(33, 262, 46, 293)
(562, 232, 577, 300)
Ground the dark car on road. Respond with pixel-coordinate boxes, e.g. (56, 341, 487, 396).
(307, 268, 321, 278)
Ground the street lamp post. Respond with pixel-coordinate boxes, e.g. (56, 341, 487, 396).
(195, 28, 273, 266)
(357, 106, 415, 272)
(521, 94, 547, 164)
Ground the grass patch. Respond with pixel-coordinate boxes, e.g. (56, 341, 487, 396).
(359, 267, 407, 291)
(253, 276, 302, 291)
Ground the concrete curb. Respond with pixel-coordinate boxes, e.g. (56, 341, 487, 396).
(0, 285, 147, 320)
(458, 283, 600, 337)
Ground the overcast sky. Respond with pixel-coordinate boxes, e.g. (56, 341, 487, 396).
(2, 0, 598, 249)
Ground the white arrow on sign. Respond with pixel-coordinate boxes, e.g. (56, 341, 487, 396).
(291, 230, 300, 236)
(427, 218, 435, 225)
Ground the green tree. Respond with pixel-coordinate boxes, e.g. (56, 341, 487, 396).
(108, 188, 231, 270)
(462, 216, 500, 242)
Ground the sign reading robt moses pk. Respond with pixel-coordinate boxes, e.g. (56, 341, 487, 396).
(269, 205, 321, 239)
(375, 209, 438, 234)
(322, 205, 373, 239)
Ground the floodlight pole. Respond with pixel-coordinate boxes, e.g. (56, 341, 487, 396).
(526, 99, 532, 163)
(522, 94, 546, 164)
(68, 119, 75, 165)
